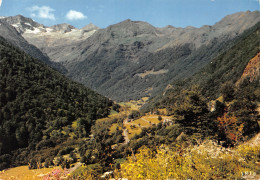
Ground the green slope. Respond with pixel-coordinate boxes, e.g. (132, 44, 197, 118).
(0, 36, 112, 170)
(144, 21, 260, 112)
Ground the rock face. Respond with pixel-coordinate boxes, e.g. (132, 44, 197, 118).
(3, 15, 45, 33)
(237, 52, 260, 83)
(2, 15, 99, 51)
(82, 23, 99, 32)
(0, 18, 66, 72)
(3, 11, 260, 101)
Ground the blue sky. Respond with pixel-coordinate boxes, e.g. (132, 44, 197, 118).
(0, 0, 259, 28)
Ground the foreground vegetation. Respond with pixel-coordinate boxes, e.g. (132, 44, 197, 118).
(115, 139, 260, 179)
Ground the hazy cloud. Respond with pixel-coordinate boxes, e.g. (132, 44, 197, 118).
(66, 10, 87, 20)
(29, 6, 55, 20)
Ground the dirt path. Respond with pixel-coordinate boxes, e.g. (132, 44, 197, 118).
(123, 128, 130, 144)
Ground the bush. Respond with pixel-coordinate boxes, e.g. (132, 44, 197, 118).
(58, 147, 74, 156)
(115, 142, 260, 179)
(128, 110, 141, 120)
(36, 139, 55, 150)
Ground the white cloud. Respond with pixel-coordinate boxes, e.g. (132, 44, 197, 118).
(66, 10, 87, 20)
(257, 0, 260, 4)
(28, 6, 55, 20)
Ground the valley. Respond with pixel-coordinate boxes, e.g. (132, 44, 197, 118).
(2, 11, 260, 101)
(0, 9, 259, 179)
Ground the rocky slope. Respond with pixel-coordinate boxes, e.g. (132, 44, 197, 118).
(0, 17, 65, 72)
(237, 52, 260, 83)
(3, 11, 260, 101)
(2, 15, 98, 51)
(144, 21, 260, 111)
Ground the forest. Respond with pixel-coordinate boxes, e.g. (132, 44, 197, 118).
(0, 36, 112, 170)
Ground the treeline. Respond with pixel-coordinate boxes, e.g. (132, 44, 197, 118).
(0, 36, 112, 170)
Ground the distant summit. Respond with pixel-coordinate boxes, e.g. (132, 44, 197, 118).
(50, 23, 76, 33)
(82, 23, 99, 32)
(3, 15, 45, 33)
(1, 15, 98, 52)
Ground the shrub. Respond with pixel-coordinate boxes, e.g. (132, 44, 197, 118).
(58, 147, 74, 156)
(115, 141, 260, 179)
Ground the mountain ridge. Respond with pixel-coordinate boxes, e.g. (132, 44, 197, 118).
(0, 19, 66, 72)
(2, 11, 260, 101)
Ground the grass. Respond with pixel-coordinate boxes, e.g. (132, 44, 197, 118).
(158, 108, 167, 115)
(216, 96, 224, 103)
(110, 110, 119, 115)
(125, 124, 142, 139)
(115, 158, 126, 164)
(109, 124, 122, 134)
(124, 115, 171, 139)
(133, 119, 151, 127)
(141, 115, 169, 124)
(0, 166, 60, 180)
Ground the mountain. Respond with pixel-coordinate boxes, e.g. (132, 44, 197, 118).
(144, 21, 260, 112)
(3, 11, 260, 101)
(38, 11, 260, 101)
(82, 23, 99, 32)
(0, 17, 66, 72)
(0, 36, 112, 170)
(2, 15, 99, 52)
(2, 15, 45, 33)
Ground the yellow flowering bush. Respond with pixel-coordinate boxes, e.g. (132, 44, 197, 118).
(115, 141, 260, 179)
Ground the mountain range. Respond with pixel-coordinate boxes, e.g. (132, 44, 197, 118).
(0, 10, 259, 175)
(1, 11, 260, 101)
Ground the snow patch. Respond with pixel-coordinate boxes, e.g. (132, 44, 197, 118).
(25, 22, 32, 26)
(46, 28, 54, 33)
(11, 24, 20, 28)
(25, 28, 41, 34)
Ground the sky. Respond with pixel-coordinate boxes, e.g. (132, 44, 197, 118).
(0, 0, 259, 29)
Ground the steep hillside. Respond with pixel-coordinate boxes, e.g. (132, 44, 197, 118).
(19, 11, 259, 101)
(237, 52, 260, 84)
(144, 21, 260, 113)
(0, 36, 112, 170)
(0, 18, 65, 73)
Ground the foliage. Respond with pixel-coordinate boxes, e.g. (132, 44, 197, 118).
(69, 165, 96, 180)
(229, 78, 260, 137)
(0, 36, 112, 170)
(115, 141, 260, 179)
(217, 113, 243, 146)
(128, 110, 141, 120)
(171, 86, 211, 135)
